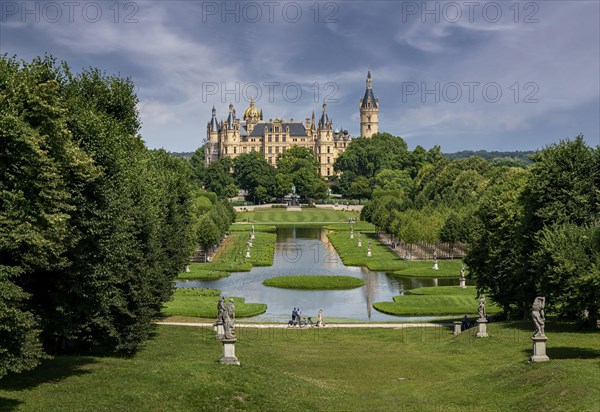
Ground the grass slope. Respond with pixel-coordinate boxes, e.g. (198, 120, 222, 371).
(373, 286, 501, 316)
(263, 275, 365, 290)
(162, 288, 266, 318)
(229, 224, 277, 232)
(236, 208, 361, 224)
(1, 323, 598, 411)
(178, 230, 276, 279)
(328, 231, 462, 275)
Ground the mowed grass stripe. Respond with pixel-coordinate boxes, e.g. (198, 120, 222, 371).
(162, 288, 266, 318)
(263, 275, 365, 290)
(327, 231, 462, 275)
(373, 286, 501, 316)
(236, 208, 361, 223)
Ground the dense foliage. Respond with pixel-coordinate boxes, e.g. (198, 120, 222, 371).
(193, 145, 328, 203)
(0, 55, 200, 377)
(357, 133, 599, 323)
(467, 137, 599, 322)
(445, 149, 535, 166)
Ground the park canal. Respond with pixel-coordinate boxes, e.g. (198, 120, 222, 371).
(177, 227, 457, 322)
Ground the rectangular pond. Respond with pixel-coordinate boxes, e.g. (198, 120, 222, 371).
(177, 227, 459, 322)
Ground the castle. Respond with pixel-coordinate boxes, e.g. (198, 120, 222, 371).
(204, 71, 379, 176)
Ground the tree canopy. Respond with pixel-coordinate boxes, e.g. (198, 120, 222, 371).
(0, 55, 201, 377)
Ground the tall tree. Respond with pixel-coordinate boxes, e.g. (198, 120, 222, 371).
(233, 151, 276, 200)
(0, 55, 199, 361)
(334, 133, 410, 178)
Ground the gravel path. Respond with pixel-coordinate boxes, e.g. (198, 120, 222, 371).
(157, 322, 449, 329)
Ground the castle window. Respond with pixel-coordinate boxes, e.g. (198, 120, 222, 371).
(233, 147, 236, 154)
(268, 147, 272, 154)
(327, 168, 330, 175)
(275, 147, 279, 153)
(268, 157, 272, 163)
(282, 136, 286, 142)
(327, 146, 330, 153)
(327, 157, 330, 164)
(275, 136, 279, 142)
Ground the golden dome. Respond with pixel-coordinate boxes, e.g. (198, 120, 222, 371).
(243, 98, 261, 120)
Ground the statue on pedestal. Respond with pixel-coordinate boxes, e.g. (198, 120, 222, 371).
(217, 296, 226, 323)
(459, 265, 466, 288)
(478, 295, 487, 319)
(223, 298, 236, 339)
(532, 296, 546, 337)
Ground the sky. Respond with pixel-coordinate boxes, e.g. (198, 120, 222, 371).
(1, 0, 599, 152)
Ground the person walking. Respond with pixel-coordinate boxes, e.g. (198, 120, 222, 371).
(317, 309, 324, 327)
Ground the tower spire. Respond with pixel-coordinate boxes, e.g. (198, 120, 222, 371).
(359, 70, 379, 138)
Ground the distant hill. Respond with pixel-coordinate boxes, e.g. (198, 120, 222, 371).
(444, 150, 536, 166)
(170, 152, 194, 159)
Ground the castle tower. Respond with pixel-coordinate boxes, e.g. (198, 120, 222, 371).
(243, 98, 261, 134)
(205, 106, 220, 166)
(359, 70, 379, 138)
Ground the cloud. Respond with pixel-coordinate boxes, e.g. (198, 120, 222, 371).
(137, 100, 180, 126)
(1, 0, 597, 152)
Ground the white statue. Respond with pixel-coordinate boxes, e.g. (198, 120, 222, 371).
(532, 297, 546, 337)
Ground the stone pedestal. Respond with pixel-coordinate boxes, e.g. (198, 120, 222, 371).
(248, 240, 253, 248)
(367, 249, 372, 257)
(358, 241, 362, 247)
(432, 262, 439, 270)
(245, 250, 250, 258)
(350, 233, 354, 239)
(185, 265, 191, 273)
(459, 279, 466, 288)
(453, 321, 462, 336)
(250, 233, 255, 240)
(220, 338, 240, 366)
(530, 335, 550, 362)
(214, 321, 224, 339)
(476, 318, 488, 337)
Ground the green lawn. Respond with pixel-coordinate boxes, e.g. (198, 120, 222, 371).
(178, 230, 276, 278)
(1, 323, 598, 411)
(229, 224, 277, 232)
(161, 288, 267, 318)
(236, 208, 361, 224)
(393, 260, 464, 277)
(373, 286, 501, 316)
(263, 275, 365, 290)
(177, 267, 230, 280)
(327, 231, 462, 275)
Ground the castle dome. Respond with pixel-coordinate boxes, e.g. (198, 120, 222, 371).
(243, 98, 261, 120)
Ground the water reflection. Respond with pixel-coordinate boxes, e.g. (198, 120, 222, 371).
(177, 227, 460, 322)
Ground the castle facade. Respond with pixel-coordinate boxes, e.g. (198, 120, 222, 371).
(205, 71, 378, 176)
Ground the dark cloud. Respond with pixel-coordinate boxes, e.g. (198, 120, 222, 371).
(1, 0, 598, 152)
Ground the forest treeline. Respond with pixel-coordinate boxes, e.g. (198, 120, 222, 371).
(355, 135, 599, 324)
(0, 55, 233, 379)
